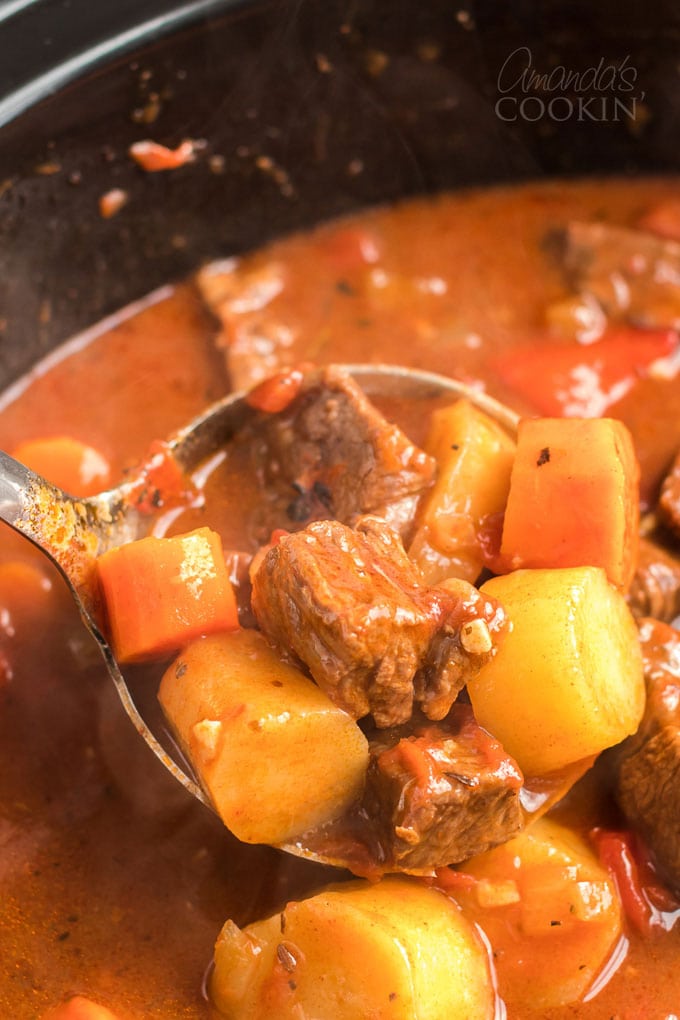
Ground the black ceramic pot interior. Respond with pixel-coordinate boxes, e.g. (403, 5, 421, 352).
(1, 0, 679, 387)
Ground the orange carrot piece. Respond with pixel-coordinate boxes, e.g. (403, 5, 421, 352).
(12, 436, 111, 497)
(42, 995, 122, 1020)
(500, 417, 640, 590)
(97, 526, 239, 663)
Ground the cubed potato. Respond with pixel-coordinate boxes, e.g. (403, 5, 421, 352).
(158, 629, 369, 844)
(211, 877, 496, 1020)
(455, 817, 623, 1010)
(467, 566, 644, 775)
(409, 399, 516, 584)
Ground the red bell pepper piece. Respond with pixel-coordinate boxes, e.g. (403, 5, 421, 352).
(590, 828, 679, 936)
(494, 328, 678, 417)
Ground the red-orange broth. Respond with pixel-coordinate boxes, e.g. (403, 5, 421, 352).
(2, 179, 680, 1019)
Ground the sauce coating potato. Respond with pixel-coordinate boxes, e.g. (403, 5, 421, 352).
(212, 877, 497, 1020)
(159, 629, 369, 844)
(468, 567, 645, 774)
(409, 398, 516, 584)
(456, 817, 623, 1009)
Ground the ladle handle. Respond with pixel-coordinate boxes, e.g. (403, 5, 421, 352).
(0, 448, 103, 600)
(0, 448, 40, 527)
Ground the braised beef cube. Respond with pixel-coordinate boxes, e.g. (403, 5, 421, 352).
(615, 618, 680, 892)
(617, 727, 680, 895)
(252, 516, 435, 726)
(251, 516, 506, 728)
(637, 617, 680, 737)
(660, 451, 680, 539)
(244, 365, 436, 535)
(416, 577, 507, 721)
(628, 535, 680, 622)
(563, 221, 680, 329)
(364, 704, 523, 871)
(196, 258, 289, 391)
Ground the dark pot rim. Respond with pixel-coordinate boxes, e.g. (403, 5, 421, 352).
(0, 0, 243, 127)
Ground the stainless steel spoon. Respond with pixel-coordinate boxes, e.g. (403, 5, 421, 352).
(0, 364, 519, 847)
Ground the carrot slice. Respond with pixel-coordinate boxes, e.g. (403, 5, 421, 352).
(97, 527, 239, 663)
(12, 436, 111, 496)
(500, 416, 640, 590)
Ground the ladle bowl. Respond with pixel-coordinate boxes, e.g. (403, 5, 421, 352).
(0, 363, 519, 861)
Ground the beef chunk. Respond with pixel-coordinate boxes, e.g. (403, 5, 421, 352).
(660, 450, 680, 539)
(617, 728, 680, 895)
(633, 618, 680, 741)
(563, 221, 680, 329)
(196, 258, 290, 391)
(242, 365, 435, 536)
(251, 515, 506, 727)
(415, 576, 505, 721)
(615, 618, 680, 892)
(628, 534, 680, 622)
(363, 703, 524, 871)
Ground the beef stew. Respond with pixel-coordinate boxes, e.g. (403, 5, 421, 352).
(2, 178, 680, 1017)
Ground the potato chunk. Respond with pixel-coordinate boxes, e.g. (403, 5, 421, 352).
(454, 817, 623, 1010)
(468, 567, 644, 774)
(158, 629, 368, 844)
(211, 877, 496, 1020)
(409, 399, 516, 584)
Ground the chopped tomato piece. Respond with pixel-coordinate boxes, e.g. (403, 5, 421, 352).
(125, 440, 197, 515)
(246, 367, 306, 412)
(493, 328, 678, 417)
(429, 867, 479, 896)
(128, 138, 197, 172)
(98, 188, 128, 219)
(379, 735, 437, 788)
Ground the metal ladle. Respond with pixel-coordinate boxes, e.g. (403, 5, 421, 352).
(0, 364, 519, 856)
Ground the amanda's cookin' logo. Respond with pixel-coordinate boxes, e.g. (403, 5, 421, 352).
(495, 46, 645, 123)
